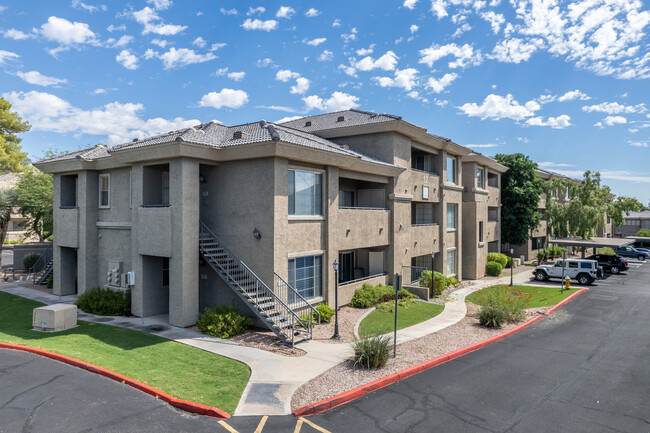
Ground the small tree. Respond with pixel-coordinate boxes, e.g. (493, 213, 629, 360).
(15, 168, 53, 242)
(0, 189, 17, 267)
(636, 229, 650, 237)
(0, 98, 30, 173)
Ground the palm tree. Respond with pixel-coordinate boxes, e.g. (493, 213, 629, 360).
(0, 188, 17, 268)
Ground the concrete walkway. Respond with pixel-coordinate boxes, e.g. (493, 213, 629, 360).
(0, 269, 534, 416)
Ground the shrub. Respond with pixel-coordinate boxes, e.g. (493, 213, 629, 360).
(472, 285, 529, 322)
(350, 335, 391, 368)
(479, 306, 505, 328)
(76, 287, 131, 316)
(536, 251, 546, 264)
(46, 275, 53, 289)
(636, 228, 650, 237)
(375, 297, 417, 313)
(419, 270, 447, 297)
(487, 252, 508, 268)
(505, 256, 514, 268)
(485, 261, 503, 276)
(596, 247, 615, 255)
(316, 303, 335, 323)
(447, 277, 459, 287)
(23, 253, 40, 271)
(349, 284, 415, 308)
(546, 245, 567, 259)
(197, 304, 252, 339)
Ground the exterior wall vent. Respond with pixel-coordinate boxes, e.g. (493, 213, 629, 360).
(132, 138, 139, 142)
(233, 131, 243, 139)
(305, 121, 312, 127)
(337, 116, 345, 122)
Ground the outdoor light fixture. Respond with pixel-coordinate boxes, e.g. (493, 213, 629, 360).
(253, 228, 261, 240)
(332, 260, 340, 340)
(509, 248, 514, 287)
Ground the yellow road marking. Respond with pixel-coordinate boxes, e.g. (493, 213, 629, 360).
(254, 415, 268, 433)
(218, 420, 240, 433)
(219, 416, 331, 433)
(293, 418, 303, 433)
(294, 417, 333, 433)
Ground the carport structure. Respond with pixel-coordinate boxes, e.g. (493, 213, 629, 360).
(549, 237, 635, 257)
(624, 236, 650, 248)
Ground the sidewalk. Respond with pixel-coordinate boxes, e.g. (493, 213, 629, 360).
(0, 269, 534, 416)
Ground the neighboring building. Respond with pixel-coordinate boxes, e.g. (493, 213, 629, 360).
(614, 211, 650, 237)
(0, 173, 38, 243)
(36, 109, 506, 341)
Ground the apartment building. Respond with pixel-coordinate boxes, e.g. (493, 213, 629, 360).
(0, 173, 38, 242)
(36, 109, 506, 343)
(614, 211, 650, 237)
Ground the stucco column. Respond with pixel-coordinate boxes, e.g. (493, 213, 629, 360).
(325, 166, 339, 303)
(77, 171, 98, 295)
(130, 164, 144, 318)
(169, 158, 199, 327)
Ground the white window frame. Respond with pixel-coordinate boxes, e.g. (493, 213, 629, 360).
(288, 167, 324, 218)
(447, 203, 457, 230)
(476, 167, 485, 189)
(446, 248, 457, 276)
(446, 156, 456, 184)
(99, 173, 110, 209)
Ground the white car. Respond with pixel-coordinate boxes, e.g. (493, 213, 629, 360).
(534, 259, 601, 285)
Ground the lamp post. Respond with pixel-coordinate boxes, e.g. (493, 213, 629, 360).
(509, 248, 514, 287)
(332, 260, 340, 340)
(430, 251, 436, 290)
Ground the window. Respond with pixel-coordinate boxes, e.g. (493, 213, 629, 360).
(532, 236, 545, 250)
(488, 207, 499, 222)
(446, 157, 456, 183)
(447, 203, 457, 230)
(412, 153, 434, 173)
(413, 203, 434, 225)
(99, 174, 110, 208)
(476, 167, 484, 189)
(479, 221, 484, 243)
(289, 169, 322, 216)
(446, 249, 456, 276)
(580, 262, 592, 269)
(487, 171, 498, 188)
(288, 255, 322, 300)
(339, 190, 355, 208)
(162, 257, 169, 286)
(568, 261, 578, 269)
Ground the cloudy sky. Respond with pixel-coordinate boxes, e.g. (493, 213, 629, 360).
(1, 0, 649, 202)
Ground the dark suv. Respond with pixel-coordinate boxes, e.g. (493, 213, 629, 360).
(586, 254, 629, 274)
(614, 247, 649, 261)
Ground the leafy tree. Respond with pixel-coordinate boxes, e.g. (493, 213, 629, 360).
(0, 189, 17, 267)
(0, 98, 30, 173)
(608, 196, 643, 228)
(494, 153, 543, 246)
(636, 229, 650, 237)
(15, 168, 53, 242)
(543, 177, 572, 239)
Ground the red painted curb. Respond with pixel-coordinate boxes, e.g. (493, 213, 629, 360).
(293, 289, 590, 418)
(0, 342, 230, 419)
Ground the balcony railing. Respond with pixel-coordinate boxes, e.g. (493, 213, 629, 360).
(339, 206, 389, 210)
(339, 272, 387, 286)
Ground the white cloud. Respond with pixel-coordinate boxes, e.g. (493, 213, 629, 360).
(341, 28, 358, 43)
(582, 102, 647, 114)
(291, 77, 311, 95)
(220, 8, 238, 15)
(210, 43, 227, 51)
(0, 6, 7, 13)
(256, 58, 274, 67)
(107, 24, 126, 32)
(3, 29, 33, 40)
(356, 45, 375, 56)
(318, 50, 334, 61)
(480, 11, 505, 34)
(302, 91, 360, 112)
(241, 19, 278, 31)
(404, 0, 419, 9)
(452, 23, 472, 38)
(305, 37, 327, 46)
(16, 71, 67, 87)
(147, 0, 172, 10)
(525, 114, 572, 128)
(458, 94, 542, 121)
(192, 37, 207, 48)
(146, 47, 216, 69)
(276, 70, 301, 82)
(71, 0, 107, 13)
(246, 7, 265, 16)
(276, 6, 295, 19)
(557, 90, 590, 102)
(595, 115, 627, 127)
(227, 71, 246, 81)
(257, 105, 297, 113)
(332, 19, 341, 27)
(629, 141, 648, 148)
(407, 91, 428, 102)
(466, 143, 499, 148)
(276, 115, 303, 123)
(410, 24, 419, 34)
(490, 38, 542, 63)
(3, 90, 201, 145)
(374, 68, 419, 91)
(426, 73, 458, 93)
(116, 49, 138, 70)
(38, 16, 98, 46)
(108, 35, 133, 48)
(356, 51, 399, 71)
(132, 7, 187, 35)
(419, 43, 482, 68)
(430, 0, 448, 19)
(151, 38, 168, 48)
(199, 89, 249, 109)
(305, 8, 321, 17)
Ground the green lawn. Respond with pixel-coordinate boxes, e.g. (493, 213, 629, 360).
(358, 301, 444, 338)
(466, 284, 579, 308)
(0, 292, 250, 414)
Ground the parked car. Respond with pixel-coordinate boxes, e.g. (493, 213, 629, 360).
(634, 247, 650, 254)
(534, 259, 601, 285)
(585, 254, 628, 274)
(614, 247, 650, 261)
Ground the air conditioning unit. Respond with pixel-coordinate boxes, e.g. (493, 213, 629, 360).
(126, 271, 135, 287)
(33, 304, 77, 332)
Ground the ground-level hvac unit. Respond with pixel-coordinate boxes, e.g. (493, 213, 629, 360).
(32, 304, 77, 332)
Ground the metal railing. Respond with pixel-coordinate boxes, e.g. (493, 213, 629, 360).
(338, 206, 389, 211)
(274, 273, 320, 336)
(339, 272, 388, 286)
(30, 242, 53, 284)
(402, 266, 430, 286)
(199, 221, 309, 346)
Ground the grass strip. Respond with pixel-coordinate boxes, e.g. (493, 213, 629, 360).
(466, 284, 579, 309)
(359, 301, 444, 339)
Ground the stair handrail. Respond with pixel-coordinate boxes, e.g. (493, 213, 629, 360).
(199, 221, 302, 342)
(30, 242, 53, 284)
(273, 272, 320, 332)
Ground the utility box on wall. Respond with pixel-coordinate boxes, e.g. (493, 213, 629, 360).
(106, 260, 123, 288)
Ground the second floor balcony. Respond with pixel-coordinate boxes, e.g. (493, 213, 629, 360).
(337, 207, 390, 250)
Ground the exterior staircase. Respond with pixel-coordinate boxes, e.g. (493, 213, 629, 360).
(199, 221, 320, 346)
(34, 259, 54, 285)
(31, 242, 54, 285)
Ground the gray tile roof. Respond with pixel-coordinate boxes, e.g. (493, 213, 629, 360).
(624, 211, 650, 219)
(35, 119, 400, 169)
(280, 109, 401, 132)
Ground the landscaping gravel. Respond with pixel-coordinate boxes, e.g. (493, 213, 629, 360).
(310, 306, 371, 343)
(290, 303, 545, 411)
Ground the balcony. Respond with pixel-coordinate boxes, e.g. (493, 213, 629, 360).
(405, 169, 440, 202)
(55, 207, 78, 248)
(338, 208, 390, 250)
(137, 206, 172, 257)
(410, 224, 440, 257)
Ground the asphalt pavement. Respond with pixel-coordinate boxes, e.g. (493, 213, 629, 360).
(1, 261, 649, 433)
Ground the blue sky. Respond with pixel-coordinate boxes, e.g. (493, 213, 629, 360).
(1, 0, 648, 203)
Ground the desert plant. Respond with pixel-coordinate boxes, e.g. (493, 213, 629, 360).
(479, 306, 506, 328)
(419, 270, 447, 297)
(316, 303, 335, 323)
(375, 297, 417, 313)
(472, 285, 529, 322)
(485, 261, 503, 276)
(23, 253, 40, 270)
(46, 274, 53, 288)
(197, 304, 252, 339)
(350, 335, 391, 369)
(75, 287, 131, 316)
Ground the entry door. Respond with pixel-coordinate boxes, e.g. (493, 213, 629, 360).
(339, 252, 354, 283)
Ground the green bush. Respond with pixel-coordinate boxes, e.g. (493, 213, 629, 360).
(636, 228, 650, 237)
(375, 297, 416, 313)
(479, 306, 505, 328)
(316, 303, 335, 323)
(447, 277, 459, 286)
(419, 270, 448, 297)
(350, 335, 391, 369)
(472, 285, 528, 322)
(485, 261, 503, 276)
(546, 245, 567, 259)
(46, 275, 53, 289)
(487, 252, 508, 268)
(76, 287, 131, 316)
(197, 304, 252, 339)
(596, 247, 615, 255)
(505, 256, 514, 268)
(536, 251, 546, 263)
(349, 284, 415, 308)
(23, 253, 40, 270)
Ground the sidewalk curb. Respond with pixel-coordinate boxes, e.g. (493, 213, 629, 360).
(0, 342, 230, 419)
(293, 288, 588, 417)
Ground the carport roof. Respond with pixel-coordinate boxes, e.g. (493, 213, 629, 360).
(548, 237, 635, 248)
